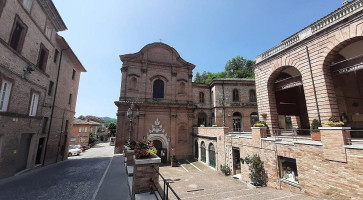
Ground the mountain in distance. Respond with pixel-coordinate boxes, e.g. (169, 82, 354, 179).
(100, 117, 116, 121)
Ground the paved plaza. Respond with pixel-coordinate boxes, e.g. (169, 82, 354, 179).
(159, 160, 317, 200)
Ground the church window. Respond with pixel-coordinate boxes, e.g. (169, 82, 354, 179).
(153, 79, 164, 98)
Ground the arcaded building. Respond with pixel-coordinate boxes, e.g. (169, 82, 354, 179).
(193, 1, 362, 199)
(115, 43, 257, 162)
(0, 0, 86, 179)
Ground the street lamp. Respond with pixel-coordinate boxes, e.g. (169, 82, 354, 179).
(127, 103, 139, 142)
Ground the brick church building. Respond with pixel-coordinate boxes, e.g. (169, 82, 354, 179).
(115, 43, 258, 162)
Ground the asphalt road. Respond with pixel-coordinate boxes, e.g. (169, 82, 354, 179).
(0, 142, 130, 200)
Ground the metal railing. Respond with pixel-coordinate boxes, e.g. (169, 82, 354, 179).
(150, 165, 181, 200)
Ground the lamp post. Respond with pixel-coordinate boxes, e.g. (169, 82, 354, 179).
(127, 103, 139, 142)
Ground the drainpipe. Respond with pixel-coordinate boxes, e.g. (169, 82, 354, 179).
(306, 46, 321, 122)
(222, 80, 226, 126)
(42, 47, 70, 166)
(55, 108, 66, 162)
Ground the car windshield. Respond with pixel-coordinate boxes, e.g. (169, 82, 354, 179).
(69, 146, 76, 149)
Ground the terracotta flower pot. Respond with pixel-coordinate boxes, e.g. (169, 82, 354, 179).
(311, 132, 321, 141)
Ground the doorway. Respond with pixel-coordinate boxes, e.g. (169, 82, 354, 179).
(208, 143, 216, 168)
(153, 139, 167, 163)
(35, 137, 45, 165)
(232, 147, 241, 175)
(16, 133, 32, 172)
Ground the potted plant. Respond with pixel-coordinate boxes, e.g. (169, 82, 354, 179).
(170, 155, 177, 167)
(220, 164, 231, 176)
(254, 121, 266, 127)
(134, 139, 157, 159)
(261, 113, 267, 119)
(310, 119, 322, 141)
(324, 116, 344, 127)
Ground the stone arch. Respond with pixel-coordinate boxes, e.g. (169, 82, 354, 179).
(147, 134, 169, 162)
(201, 141, 206, 163)
(321, 36, 363, 134)
(208, 143, 216, 168)
(266, 66, 309, 130)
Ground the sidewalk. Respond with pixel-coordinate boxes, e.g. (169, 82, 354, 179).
(95, 154, 130, 200)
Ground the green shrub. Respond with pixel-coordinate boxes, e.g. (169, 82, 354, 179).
(311, 119, 321, 131)
(220, 164, 231, 175)
(241, 154, 268, 186)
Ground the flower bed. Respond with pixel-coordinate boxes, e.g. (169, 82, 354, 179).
(134, 139, 157, 159)
(324, 116, 344, 127)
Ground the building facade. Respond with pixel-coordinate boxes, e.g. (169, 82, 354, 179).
(69, 119, 102, 146)
(115, 43, 257, 162)
(194, 1, 363, 199)
(0, 0, 86, 179)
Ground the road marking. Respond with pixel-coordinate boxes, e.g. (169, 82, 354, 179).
(268, 194, 302, 200)
(178, 162, 189, 172)
(91, 156, 114, 200)
(186, 160, 202, 172)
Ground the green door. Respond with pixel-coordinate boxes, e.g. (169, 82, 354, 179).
(201, 142, 206, 162)
(209, 143, 216, 168)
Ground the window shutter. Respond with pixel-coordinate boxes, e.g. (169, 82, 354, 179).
(0, 81, 12, 112)
(29, 93, 39, 116)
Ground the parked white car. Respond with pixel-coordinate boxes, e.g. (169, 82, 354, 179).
(68, 145, 82, 156)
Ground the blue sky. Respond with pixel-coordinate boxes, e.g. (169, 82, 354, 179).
(53, 0, 345, 118)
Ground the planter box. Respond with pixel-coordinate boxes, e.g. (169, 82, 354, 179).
(311, 132, 321, 141)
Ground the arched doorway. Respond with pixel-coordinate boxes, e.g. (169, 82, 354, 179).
(208, 143, 216, 168)
(152, 139, 167, 163)
(201, 141, 206, 162)
(194, 140, 198, 159)
(268, 66, 309, 132)
(198, 112, 207, 127)
(233, 112, 242, 132)
(324, 37, 363, 138)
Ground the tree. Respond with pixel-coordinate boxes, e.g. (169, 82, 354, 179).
(194, 72, 202, 83)
(108, 122, 116, 137)
(225, 56, 255, 78)
(241, 154, 268, 186)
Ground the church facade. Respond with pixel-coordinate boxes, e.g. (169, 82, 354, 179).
(114, 43, 257, 161)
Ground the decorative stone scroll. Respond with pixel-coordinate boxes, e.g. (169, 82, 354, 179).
(149, 118, 166, 135)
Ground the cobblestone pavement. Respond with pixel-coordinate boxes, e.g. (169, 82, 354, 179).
(159, 160, 317, 200)
(0, 142, 130, 200)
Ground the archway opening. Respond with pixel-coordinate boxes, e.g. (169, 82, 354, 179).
(270, 66, 309, 131)
(208, 143, 215, 168)
(233, 112, 242, 132)
(198, 112, 207, 127)
(325, 38, 363, 138)
(201, 141, 206, 163)
(152, 139, 167, 163)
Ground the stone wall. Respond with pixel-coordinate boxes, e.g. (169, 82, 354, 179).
(194, 127, 363, 199)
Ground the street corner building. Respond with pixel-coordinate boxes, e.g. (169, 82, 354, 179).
(69, 118, 104, 147)
(0, 0, 86, 179)
(114, 42, 258, 162)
